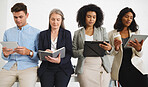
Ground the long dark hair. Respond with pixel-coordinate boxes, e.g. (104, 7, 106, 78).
(114, 7, 138, 32)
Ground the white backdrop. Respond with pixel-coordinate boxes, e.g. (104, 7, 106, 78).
(0, 0, 148, 87)
(0, 0, 148, 72)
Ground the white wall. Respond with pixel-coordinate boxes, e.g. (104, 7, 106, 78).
(0, 0, 8, 70)
(0, 0, 148, 81)
(5, 0, 148, 34)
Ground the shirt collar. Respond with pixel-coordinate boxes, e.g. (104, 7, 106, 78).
(16, 24, 30, 30)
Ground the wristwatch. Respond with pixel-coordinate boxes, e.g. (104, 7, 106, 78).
(29, 50, 33, 56)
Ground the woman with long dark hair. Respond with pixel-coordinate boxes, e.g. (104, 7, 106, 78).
(108, 7, 148, 87)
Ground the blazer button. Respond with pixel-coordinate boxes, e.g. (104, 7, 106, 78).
(100, 71, 103, 74)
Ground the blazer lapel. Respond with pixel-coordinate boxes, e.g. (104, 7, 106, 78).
(57, 28, 63, 49)
(113, 30, 123, 51)
(47, 29, 51, 49)
(129, 29, 136, 37)
(93, 27, 99, 41)
(80, 28, 85, 44)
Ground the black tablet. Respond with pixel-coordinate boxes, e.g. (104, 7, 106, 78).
(83, 41, 109, 57)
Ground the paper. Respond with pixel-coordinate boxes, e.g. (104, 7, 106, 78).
(38, 47, 65, 61)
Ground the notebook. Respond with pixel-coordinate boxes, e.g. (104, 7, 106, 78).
(38, 47, 65, 61)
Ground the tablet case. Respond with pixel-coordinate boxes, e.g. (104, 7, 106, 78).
(83, 41, 109, 57)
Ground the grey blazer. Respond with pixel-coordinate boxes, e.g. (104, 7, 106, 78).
(72, 27, 112, 74)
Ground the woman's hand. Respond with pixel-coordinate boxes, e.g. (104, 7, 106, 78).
(45, 49, 53, 53)
(128, 39, 144, 52)
(114, 39, 122, 51)
(45, 54, 61, 64)
(99, 41, 112, 51)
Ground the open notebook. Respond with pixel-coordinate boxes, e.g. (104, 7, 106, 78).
(38, 47, 65, 61)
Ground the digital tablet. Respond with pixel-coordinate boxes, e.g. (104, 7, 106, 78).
(124, 34, 148, 48)
(0, 41, 19, 50)
(83, 41, 109, 57)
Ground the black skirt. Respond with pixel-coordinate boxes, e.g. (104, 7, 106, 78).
(119, 47, 148, 87)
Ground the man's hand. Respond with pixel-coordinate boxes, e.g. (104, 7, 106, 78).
(2, 47, 15, 57)
(14, 46, 30, 55)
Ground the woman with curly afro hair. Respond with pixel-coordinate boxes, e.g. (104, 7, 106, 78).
(72, 4, 112, 87)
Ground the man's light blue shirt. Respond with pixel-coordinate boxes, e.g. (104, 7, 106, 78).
(2, 24, 40, 70)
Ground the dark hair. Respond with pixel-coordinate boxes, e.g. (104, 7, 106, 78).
(114, 7, 138, 32)
(11, 3, 27, 14)
(76, 4, 104, 28)
(48, 9, 65, 29)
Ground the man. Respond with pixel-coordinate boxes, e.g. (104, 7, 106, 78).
(0, 3, 40, 87)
